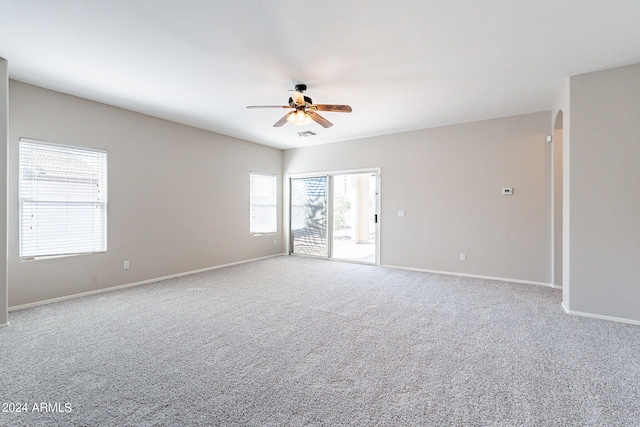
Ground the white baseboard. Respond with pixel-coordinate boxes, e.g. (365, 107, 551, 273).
(380, 264, 552, 287)
(9, 253, 286, 312)
(562, 303, 640, 326)
(0, 322, 8, 328)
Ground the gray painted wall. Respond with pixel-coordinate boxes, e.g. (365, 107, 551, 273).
(8, 81, 283, 307)
(568, 63, 640, 321)
(552, 113, 563, 288)
(284, 111, 552, 284)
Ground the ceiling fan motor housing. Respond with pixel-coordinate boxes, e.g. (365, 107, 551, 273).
(294, 84, 307, 92)
(288, 95, 313, 107)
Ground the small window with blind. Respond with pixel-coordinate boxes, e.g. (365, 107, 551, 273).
(19, 138, 108, 259)
(250, 172, 277, 235)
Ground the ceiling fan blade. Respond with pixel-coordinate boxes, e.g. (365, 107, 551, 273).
(307, 111, 333, 128)
(311, 104, 352, 113)
(273, 112, 292, 127)
(246, 105, 291, 109)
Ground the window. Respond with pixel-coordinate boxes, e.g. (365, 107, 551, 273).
(250, 172, 277, 234)
(19, 138, 107, 259)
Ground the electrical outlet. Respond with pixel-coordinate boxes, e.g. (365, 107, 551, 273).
(460, 253, 466, 261)
(124, 261, 129, 269)
(273, 239, 277, 246)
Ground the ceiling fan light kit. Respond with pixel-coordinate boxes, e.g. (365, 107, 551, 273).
(246, 83, 351, 129)
(287, 110, 312, 126)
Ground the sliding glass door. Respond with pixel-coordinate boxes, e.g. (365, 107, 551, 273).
(290, 176, 328, 257)
(290, 170, 379, 264)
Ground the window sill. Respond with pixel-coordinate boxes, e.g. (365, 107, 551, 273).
(21, 251, 107, 262)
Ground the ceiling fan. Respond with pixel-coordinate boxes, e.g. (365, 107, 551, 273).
(246, 84, 352, 128)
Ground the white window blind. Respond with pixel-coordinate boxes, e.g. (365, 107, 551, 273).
(19, 138, 108, 258)
(250, 172, 277, 234)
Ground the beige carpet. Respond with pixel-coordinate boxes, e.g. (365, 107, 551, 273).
(1, 256, 639, 426)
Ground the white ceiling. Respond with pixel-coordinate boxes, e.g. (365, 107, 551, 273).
(1, 1, 640, 149)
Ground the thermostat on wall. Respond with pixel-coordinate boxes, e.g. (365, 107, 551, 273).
(502, 188, 513, 195)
